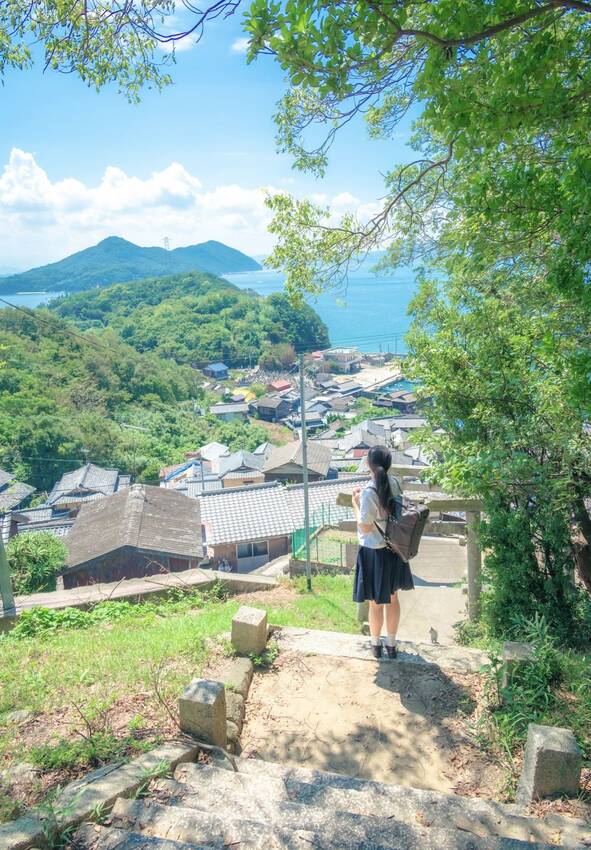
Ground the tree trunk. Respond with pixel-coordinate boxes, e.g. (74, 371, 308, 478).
(573, 498, 591, 593)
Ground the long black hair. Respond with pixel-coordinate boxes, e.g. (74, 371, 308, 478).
(367, 445, 395, 514)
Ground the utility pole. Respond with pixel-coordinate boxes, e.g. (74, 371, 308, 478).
(298, 352, 312, 592)
(0, 537, 15, 616)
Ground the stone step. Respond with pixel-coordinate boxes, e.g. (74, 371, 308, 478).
(274, 626, 489, 673)
(122, 784, 547, 850)
(73, 822, 208, 850)
(176, 760, 590, 848)
(112, 797, 344, 850)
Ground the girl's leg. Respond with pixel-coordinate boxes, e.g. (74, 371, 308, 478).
(384, 592, 401, 640)
(368, 600, 385, 639)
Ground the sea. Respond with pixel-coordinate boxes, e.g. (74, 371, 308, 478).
(2, 261, 418, 353)
(225, 263, 417, 353)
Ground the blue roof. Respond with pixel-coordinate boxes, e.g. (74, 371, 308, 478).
(164, 459, 203, 482)
(206, 362, 228, 372)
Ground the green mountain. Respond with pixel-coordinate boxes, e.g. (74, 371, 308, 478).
(0, 236, 261, 294)
(0, 306, 268, 491)
(51, 270, 330, 367)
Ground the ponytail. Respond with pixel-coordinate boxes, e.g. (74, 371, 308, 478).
(368, 445, 395, 514)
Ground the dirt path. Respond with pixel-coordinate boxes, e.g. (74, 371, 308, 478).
(242, 652, 502, 796)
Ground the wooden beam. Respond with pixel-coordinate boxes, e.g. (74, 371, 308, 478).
(426, 520, 467, 536)
(404, 492, 484, 512)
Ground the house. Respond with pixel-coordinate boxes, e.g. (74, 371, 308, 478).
(203, 362, 229, 380)
(389, 390, 418, 411)
(1, 505, 74, 545)
(217, 451, 265, 488)
(160, 460, 205, 489)
(336, 379, 363, 396)
(193, 442, 230, 464)
(0, 468, 34, 513)
(253, 395, 292, 422)
(328, 396, 355, 413)
(267, 379, 292, 393)
(322, 348, 362, 373)
(61, 484, 203, 589)
(209, 402, 249, 422)
(286, 411, 327, 433)
(46, 463, 131, 510)
(263, 440, 333, 483)
(200, 476, 368, 572)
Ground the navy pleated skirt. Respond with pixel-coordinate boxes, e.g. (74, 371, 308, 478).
(353, 546, 414, 604)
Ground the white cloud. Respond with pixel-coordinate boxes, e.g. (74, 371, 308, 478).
(331, 191, 360, 209)
(0, 148, 375, 268)
(159, 35, 196, 53)
(231, 37, 250, 53)
(0, 149, 276, 266)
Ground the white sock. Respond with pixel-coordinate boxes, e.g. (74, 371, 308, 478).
(386, 634, 397, 647)
(370, 636, 381, 646)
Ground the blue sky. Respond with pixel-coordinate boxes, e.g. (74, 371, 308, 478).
(0, 9, 415, 270)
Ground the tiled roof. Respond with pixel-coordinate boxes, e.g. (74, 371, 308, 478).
(256, 395, 289, 409)
(0, 480, 35, 512)
(209, 403, 249, 415)
(200, 476, 369, 546)
(0, 468, 14, 488)
(200, 482, 294, 545)
(46, 463, 123, 506)
(198, 442, 230, 461)
(65, 484, 202, 570)
(217, 451, 265, 478)
(263, 440, 332, 477)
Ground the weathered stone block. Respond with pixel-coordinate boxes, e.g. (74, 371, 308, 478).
(226, 690, 245, 728)
(179, 679, 227, 747)
(227, 720, 240, 742)
(231, 606, 268, 654)
(219, 657, 254, 698)
(517, 724, 581, 804)
(501, 641, 535, 689)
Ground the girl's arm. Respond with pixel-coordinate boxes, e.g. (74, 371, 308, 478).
(353, 488, 374, 534)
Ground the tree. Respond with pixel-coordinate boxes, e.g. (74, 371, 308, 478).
(6, 532, 68, 594)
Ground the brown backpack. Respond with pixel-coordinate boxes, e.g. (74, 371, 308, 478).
(374, 494, 430, 562)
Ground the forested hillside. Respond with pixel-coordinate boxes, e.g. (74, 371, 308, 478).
(51, 270, 330, 365)
(0, 236, 261, 294)
(0, 309, 267, 492)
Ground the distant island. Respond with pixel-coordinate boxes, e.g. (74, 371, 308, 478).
(0, 236, 261, 294)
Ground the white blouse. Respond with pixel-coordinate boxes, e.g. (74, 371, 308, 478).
(357, 475, 401, 549)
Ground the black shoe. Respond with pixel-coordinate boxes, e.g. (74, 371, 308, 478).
(371, 643, 383, 659)
(385, 644, 398, 659)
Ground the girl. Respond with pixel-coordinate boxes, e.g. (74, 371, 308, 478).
(352, 445, 414, 658)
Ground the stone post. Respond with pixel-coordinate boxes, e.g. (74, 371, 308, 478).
(179, 679, 227, 747)
(231, 606, 268, 654)
(501, 641, 535, 689)
(517, 724, 581, 805)
(465, 510, 482, 621)
(0, 539, 15, 616)
(357, 600, 369, 634)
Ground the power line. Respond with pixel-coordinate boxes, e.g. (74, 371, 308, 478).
(0, 296, 117, 355)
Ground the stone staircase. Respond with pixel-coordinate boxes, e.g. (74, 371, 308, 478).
(73, 756, 590, 850)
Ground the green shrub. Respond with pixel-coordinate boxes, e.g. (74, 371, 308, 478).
(481, 614, 563, 755)
(6, 533, 67, 594)
(29, 733, 125, 771)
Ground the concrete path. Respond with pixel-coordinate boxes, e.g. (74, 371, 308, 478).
(0, 569, 276, 622)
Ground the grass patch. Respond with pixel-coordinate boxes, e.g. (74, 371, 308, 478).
(461, 614, 591, 799)
(0, 575, 358, 801)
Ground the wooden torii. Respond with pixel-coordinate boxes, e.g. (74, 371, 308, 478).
(390, 464, 484, 621)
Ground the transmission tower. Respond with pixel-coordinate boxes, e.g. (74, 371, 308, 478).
(163, 237, 170, 251)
